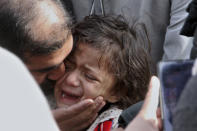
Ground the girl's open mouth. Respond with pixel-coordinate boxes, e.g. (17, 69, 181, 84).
(60, 90, 81, 105)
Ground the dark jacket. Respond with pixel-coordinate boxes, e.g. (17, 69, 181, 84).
(173, 75, 197, 131)
(118, 101, 143, 128)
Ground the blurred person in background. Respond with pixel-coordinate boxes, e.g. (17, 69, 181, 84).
(173, 0, 197, 130)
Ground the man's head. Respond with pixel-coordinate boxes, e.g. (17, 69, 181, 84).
(0, 0, 73, 86)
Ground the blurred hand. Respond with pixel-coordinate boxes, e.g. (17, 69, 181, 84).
(125, 76, 162, 131)
(53, 96, 105, 131)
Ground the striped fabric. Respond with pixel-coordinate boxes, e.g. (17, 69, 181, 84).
(94, 119, 113, 131)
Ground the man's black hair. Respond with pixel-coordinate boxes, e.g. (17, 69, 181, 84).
(0, 0, 71, 62)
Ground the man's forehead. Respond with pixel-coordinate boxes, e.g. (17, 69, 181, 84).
(26, 54, 63, 72)
(26, 35, 73, 71)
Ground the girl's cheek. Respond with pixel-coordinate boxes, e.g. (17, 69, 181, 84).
(81, 88, 101, 100)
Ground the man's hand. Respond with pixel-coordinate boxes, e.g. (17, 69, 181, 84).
(125, 76, 162, 131)
(53, 96, 105, 131)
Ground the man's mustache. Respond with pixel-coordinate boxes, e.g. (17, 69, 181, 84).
(40, 79, 56, 95)
(40, 79, 57, 109)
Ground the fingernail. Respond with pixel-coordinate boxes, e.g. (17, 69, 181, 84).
(86, 99, 94, 106)
(102, 101, 106, 107)
(96, 96, 103, 103)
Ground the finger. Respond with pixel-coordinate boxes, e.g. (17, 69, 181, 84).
(156, 108, 161, 118)
(93, 96, 105, 114)
(158, 118, 162, 131)
(94, 96, 104, 107)
(156, 108, 163, 131)
(88, 101, 105, 117)
(139, 76, 160, 119)
(96, 101, 105, 112)
(87, 96, 105, 115)
(53, 99, 94, 121)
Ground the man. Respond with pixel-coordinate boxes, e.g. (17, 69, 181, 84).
(173, 1, 197, 130)
(0, 0, 72, 85)
(0, 0, 104, 130)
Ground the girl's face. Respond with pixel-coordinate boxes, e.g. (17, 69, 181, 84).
(55, 43, 118, 108)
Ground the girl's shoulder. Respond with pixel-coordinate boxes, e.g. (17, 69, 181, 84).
(87, 107, 122, 131)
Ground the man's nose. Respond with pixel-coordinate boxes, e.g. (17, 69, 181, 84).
(48, 63, 65, 81)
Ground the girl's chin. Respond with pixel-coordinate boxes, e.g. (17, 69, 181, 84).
(56, 96, 92, 108)
(56, 99, 80, 108)
(57, 103, 70, 108)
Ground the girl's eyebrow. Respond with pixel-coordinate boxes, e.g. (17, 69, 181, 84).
(83, 64, 101, 81)
(84, 64, 97, 73)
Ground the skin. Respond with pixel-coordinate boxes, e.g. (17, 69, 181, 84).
(55, 43, 119, 108)
(25, 0, 70, 85)
(26, 35, 73, 84)
(53, 96, 105, 131)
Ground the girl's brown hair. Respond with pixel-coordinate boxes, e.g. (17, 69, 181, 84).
(73, 15, 151, 109)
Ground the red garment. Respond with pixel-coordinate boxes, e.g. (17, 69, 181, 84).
(94, 119, 113, 131)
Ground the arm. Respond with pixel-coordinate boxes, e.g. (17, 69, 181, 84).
(163, 0, 193, 60)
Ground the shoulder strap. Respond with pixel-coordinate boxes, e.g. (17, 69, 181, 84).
(89, 0, 105, 16)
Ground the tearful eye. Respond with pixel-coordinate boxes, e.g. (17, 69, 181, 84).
(85, 73, 97, 81)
